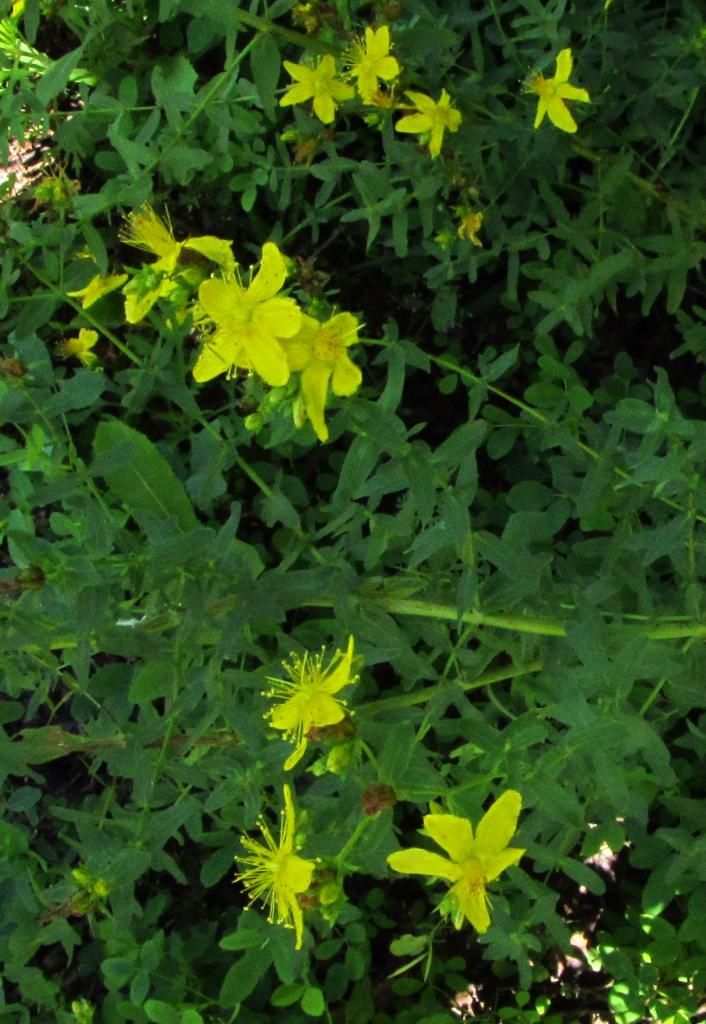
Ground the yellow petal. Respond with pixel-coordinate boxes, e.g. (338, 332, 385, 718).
(192, 328, 236, 382)
(67, 272, 128, 309)
(395, 112, 432, 135)
(246, 327, 290, 386)
(475, 790, 522, 856)
(483, 846, 525, 882)
(282, 784, 296, 849)
(283, 60, 312, 83)
(452, 878, 491, 932)
(424, 814, 474, 862)
(185, 236, 237, 273)
(533, 98, 548, 129)
(281, 82, 314, 107)
(198, 277, 240, 322)
(289, 892, 305, 949)
(367, 25, 389, 58)
(546, 98, 578, 133)
(375, 56, 400, 81)
(556, 83, 590, 103)
(320, 635, 355, 694)
(253, 296, 302, 339)
(387, 848, 462, 881)
(281, 852, 315, 893)
(248, 242, 287, 304)
(313, 92, 336, 124)
(554, 48, 573, 84)
(404, 91, 435, 114)
(428, 123, 445, 159)
(300, 361, 333, 441)
(283, 740, 308, 770)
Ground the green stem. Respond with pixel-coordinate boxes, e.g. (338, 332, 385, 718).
(369, 596, 566, 636)
(360, 660, 543, 715)
(226, 8, 339, 54)
(334, 816, 372, 870)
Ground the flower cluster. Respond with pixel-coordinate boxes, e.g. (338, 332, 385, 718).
(280, 25, 462, 159)
(63, 207, 364, 443)
(280, 21, 590, 158)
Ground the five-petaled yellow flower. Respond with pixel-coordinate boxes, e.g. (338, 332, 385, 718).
(347, 25, 400, 102)
(265, 636, 357, 769)
(387, 789, 525, 933)
(395, 89, 462, 158)
(234, 785, 315, 949)
(280, 55, 354, 124)
(284, 313, 362, 442)
(528, 48, 590, 133)
(56, 328, 99, 367)
(193, 242, 301, 385)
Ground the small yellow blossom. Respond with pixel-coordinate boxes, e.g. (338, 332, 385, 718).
(121, 206, 236, 275)
(121, 205, 183, 273)
(283, 313, 362, 442)
(457, 210, 483, 247)
(56, 328, 99, 367)
(234, 785, 315, 949)
(280, 55, 354, 124)
(387, 790, 525, 933)
(528, 48, 590, 133)
(67, 272, 128, 309)
(265, 636, 357, 769)
(347, 25, 400, 102)
(395, 89, 462, 158)
(193, 242, 301, 385)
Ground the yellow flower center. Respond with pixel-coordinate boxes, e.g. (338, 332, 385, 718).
(530, 74, 557, 98)
(313, 325, 345, 362)
(461, 857, 486, 892)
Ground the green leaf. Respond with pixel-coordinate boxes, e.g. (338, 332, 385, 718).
(93, 420, 197, 532)
(219, 948, 272, 1007)
(559, 857, 606, 895)
(301, 987, 326, 1017)
(144, 1001, 180, 1024)
(128, 660, 172, 704)
(219, 929, 266, 952)
(251, 33, 280, 120)
(36, 46, 84, 104)
(271, 983, 306, 1007)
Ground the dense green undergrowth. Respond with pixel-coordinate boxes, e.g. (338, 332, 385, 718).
(2, 1, 706, 1022)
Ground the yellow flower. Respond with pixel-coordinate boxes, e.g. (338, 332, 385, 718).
(395, 89, 462, 158)
(347, 25, 400, 102)
(121, 206, 183, 273)
(457, 210, 483, 247)
(193, 242, 301, 386)
(528, 48, 590, 133)
(280, 55, 354, 124)
(283, 313, 362, 442)
(121, 206, 237, 275)
(387, 790, 525, 933)
(56, 328, 99, 367)
(234, 785, 315, 949)
(67, 272, 128, 309)
(264, 636, 357, 769)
